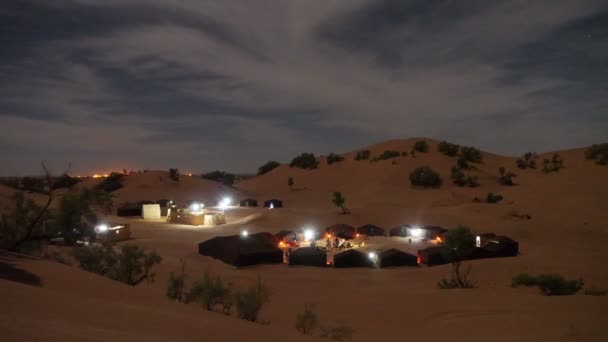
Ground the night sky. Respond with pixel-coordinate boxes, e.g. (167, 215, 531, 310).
(1, 1, 607, 176)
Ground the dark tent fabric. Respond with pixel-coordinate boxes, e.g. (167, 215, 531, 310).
(275, 230, 296, 243)
(422, 226, 448, 240)
(264, 199, 283, 208)
(198, 233, 283, 267)
(483, 236, 519, 257)
(389, 226, 407, 237)
(379, 248, 418, 267)
(357, 224, 385, 237)
(333, 249, 374, 268)
(325, 224, 356, 240)
(289, 247, 327, 267)
(240, 199, 258, 207)
(417, 246, 448, 266)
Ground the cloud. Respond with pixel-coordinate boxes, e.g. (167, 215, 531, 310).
(1, 0, 607, 175)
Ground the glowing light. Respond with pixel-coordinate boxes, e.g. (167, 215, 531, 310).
(304, 229, 314, 241)
(269, 203, 274, 209)
(356, 233, 360, 238)
(476, 236, 481, 248)
(96, 224, 109, 233)
(368, 252, 377, 261)
(92, 174, 109, 178)
(278, 241, 285, 247)
(241, 230, 249, 237)
(411, 227, 422, 238)
(189, 202, 203, 212)
(219, 197, 232, 210)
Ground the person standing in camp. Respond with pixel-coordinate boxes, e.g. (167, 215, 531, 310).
(326, 237, 332, 249)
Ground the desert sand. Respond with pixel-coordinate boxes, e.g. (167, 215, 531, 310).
(2, 138, 608, 341)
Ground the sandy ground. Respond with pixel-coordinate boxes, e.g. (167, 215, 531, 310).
(2, 139, 608, 341)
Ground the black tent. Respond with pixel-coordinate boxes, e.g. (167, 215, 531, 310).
(240, 198, 258, 207)
(357, 224, 385, 237)
(325, 224, 356, 240)
(417, 246, 448, 266)
(389, 226, 407, 237)
(289, 247, 327, 267)
(264, 199, 283, 208)
(275, 230, 297, 243)
(379, 248, 418, 267)
(482, 236, 519, 257)
(333, 249, 374, 268)
(198, 233, 283, 267)
(422, 226, 448, 240)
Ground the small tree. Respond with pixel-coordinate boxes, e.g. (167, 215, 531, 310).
(373, 150, 400, 161)
(187, 271, 233, 312)
(258, 161, 281, 175)
(290, 153, 318, 169)
(460, 146, 483, 163)
(498, 167, 517, 185)
(585, 143, 608, 165)
(438, 141, 460, 157)
(327, 153, 344, 165)
(486, 192, 504, 203)
(413, 140, 429, 153)
(451, 166, 479, 187)
(295, 304, 318, 335)
(169, 168, 180, 181)
(288, 176, 294, 190)
(166, 258, 187, 302)
(332, 192, 350, 214)
(439, 226, 476, 288)
(354, 150, 370, 161)
(234, 277, 271, 322)
(516, 152, 537, 169)
(542, 154, 565, 173)
(409, 167, 442, 188)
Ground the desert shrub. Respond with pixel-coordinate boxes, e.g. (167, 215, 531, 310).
(486, 192, 503, 203)
(437, 278, 460, 289)
(258, 161, 281, 175)
(536, 274, 583, 296)
(585, 143, 608, 165)
(234, 277, 271, 322)
(413, 140, 429, 153)
(187, 271, 233, 312)
(96, 172, 125, 192)
(440, 226, 476, 288)
(373, 150, 401, 161)
(584, 287, 608, 296)
(0, 192, 52, 252)
(166, 259, 187, 302)
(438, 141, 460, 157)
(202, 171, 235, 186)
(319, 322, 356, 341)
(72, 244, 162, 286)
(451, 166, 479, 187)
(169, 168, 179, 181)
(542, 154, 565, 173)
(295, 304, 318, 335)
(409, 167, 442, 188)
(516, 152, 538, 169)
(511, 273, 538, 287)
(354, 150, 370, 161)
(52, 173, 82, 190)
(460, 146, 483, 163)
(401, 151, 408, 157)
(498, 167, 517, 185)
(327, 153, 344, 165)
(332, 192, 350, 214)
(290, 153, 319, 169)
(456, 157, 471, 170)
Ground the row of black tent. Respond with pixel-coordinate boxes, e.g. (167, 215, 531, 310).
(240, 199, 283, 208)
(418, 235, 519, 266)
(197, 232, 418, 268)
(319, 224, 449, 240)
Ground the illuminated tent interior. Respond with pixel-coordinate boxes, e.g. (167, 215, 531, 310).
(357, 224, 386, 237)
(333, 249, 375, 268)
(417, 246, 448, 266)
(197, 233, 283, 267)
(288, 247, 327, 267)
(379, 248, 418, 267)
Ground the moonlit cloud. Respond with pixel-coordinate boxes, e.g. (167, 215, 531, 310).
(1, 0, 607, 175)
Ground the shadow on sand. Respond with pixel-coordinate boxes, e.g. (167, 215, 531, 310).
(0, 252, 42, 287)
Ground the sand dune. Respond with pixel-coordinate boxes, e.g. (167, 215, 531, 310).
(2, 139, 608, 341)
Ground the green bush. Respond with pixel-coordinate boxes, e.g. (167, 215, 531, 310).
(460, 146, 483, 163)
(409, 167, 442, 188)
(202, 171, 235, 186)
(437, 278, 460, 289)
(187, 271, 233, 312)
(169, 168, 180, 181)
(327, 153, 345, 165)
(584, 287, 608, 296)
(451, 166, 479, 187)
(438, 141, 460, 157)
(258, 161, 281, 175)
(585, 143, 608, 165)
(295, 304, 318, 335)
(542, 154, 565, 173)
(234, 277, 271, 322)
(354, 150, 370, 161)
(413, 140, 429, 153)
(166, 259, 187, 302)
(72, 244, 162, 286)
(319, 322, 356, 341)
(456, 157, 471, 170)
(486, 192, 503, 203)
(516, 152, 538, 169)
(439, 226, 476, 289)
(498, 167, 517, 186)
(290, 153, 319, 169)
(536, 274, 583, 296)
(373, 150, 401, 161)
(511, 273, 538, 287)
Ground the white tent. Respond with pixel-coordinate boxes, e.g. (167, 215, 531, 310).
(142, 204, 161, 219)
